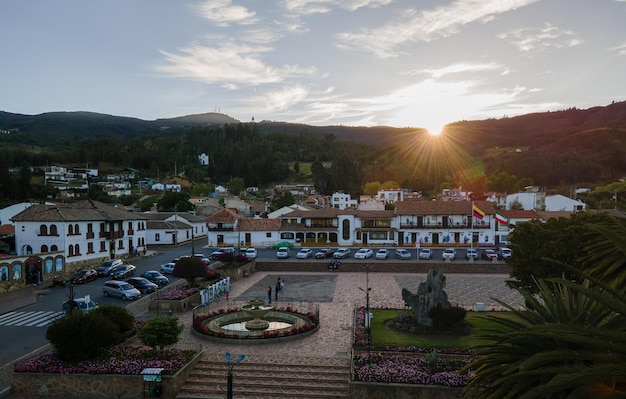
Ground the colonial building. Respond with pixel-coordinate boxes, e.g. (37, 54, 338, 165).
(8, 200, 148, 284)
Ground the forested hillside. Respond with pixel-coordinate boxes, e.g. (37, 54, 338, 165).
(1, 101, 626, 202)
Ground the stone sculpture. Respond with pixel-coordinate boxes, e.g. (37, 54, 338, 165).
(401, 267, 451, 326)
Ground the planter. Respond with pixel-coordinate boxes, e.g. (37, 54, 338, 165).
(213, 260, 256, 281)
(12, 350, 203, 398)
(148, 292, 201, 313)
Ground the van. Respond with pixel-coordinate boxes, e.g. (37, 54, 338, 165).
(102, 280, 141, 300)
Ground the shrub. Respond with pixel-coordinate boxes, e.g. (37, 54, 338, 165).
(46, 312, 119, 362)
(172, 256, 207, 287)
(138, 316, 184, 351)
(428, 305, 467, 331)
(91, 304, 135, 338)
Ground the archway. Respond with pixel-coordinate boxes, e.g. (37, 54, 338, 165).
(25, 257, 43, 285)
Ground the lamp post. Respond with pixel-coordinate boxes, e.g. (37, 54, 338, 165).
(225, 352, 246, 399)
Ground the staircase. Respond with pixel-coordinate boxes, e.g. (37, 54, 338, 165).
(176, 353, 351, 399)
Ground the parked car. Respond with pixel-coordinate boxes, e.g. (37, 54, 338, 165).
(70, 269, 98, 284)
(276, 247, 290, 259)
(498, 247, 512, 260)
(482, 249, 499, 261)
(51, 275, 70, 287)
(354, 248, 373, 260)
(160, 262, 176, 274)
(466, 248, 478, 260)
(395, 249, 411, 260)
(95, 259, 123, 277)
(297, 248, 314, 259)
(210, 247, 236, 260)
(244, 247, 258, 259)
(419, 248, 433, 260)
(102, 280, 141, 300)
(110, 264, 136, 279)
(126, 277, 158, 294)
(375, 248, 389, 260)
(315, 248, 335, 259)
(140, 270, 169, 286)
(334, 248, 351, 259)
(442, 248, 457, 261)
(63, 295, 97, 315)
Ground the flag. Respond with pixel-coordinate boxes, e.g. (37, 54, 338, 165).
(472, 204, 485, 220)
(495, 212, 508, 225)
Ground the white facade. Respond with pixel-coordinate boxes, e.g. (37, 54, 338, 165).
(545, 194, 586, 212)
(330, 192, 358, 210)
(0, 202, 38, 225)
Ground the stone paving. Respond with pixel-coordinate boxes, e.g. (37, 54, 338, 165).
(175, 271, 524, 359)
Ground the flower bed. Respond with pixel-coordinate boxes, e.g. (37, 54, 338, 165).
(352, 307, 474, 388)
(14, 345, 194, 375)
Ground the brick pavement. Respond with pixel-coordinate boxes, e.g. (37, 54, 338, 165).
(174, 270, 523, 358)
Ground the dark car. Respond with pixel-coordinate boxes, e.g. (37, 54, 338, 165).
(140, 270, 169, 287)
(482, 249, 499, 261)
(52, 275, 70, 287)
(95, 259, 123, 277)
(125, 277, 158, 294)
(70, 269, 98, 284)
(315, 248, 335, 259)
(110, 264, 136, 279)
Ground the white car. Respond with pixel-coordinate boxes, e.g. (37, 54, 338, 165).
(395, 249, 411, 260)
(160, 262, 175, 274)
(498, 247, 512, 259)
(297, 248, 313, 259)
(442, 248, 457, 261)
(244, 247, 258, 259)
(419, 248, 433, 260)
(333, 248, 351, 259)
(375, 249, 389, 260)
(466, 248, 478, 260)
(354, 248, 373, 259)
(276, 247, 290, 259)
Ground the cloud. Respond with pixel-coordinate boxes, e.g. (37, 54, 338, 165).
(336, 0, 540, 58)
(196, 0, 258, 26)
(408, 62, 504, 79)
(609, 43, 626, 56)
(498, 23, 583, 52)
(247, 84, 312, 112)
(155, 41, 317, 88)
(282, 0, 392, 16)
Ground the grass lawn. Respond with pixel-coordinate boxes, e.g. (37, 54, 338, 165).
(370, 309, 518, 348)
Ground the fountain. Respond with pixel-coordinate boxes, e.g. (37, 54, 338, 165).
(193, 298, 320, 344)
(240, 298, 273, 330)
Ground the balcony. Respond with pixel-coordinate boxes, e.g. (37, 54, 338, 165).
(99, 231, 124, 239)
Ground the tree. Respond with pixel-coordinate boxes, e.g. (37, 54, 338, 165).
(138, 316, 184, 351)
(172, 256, 207, 287)
(465, 215, 626, 398)
(158, 191, 193, 212)
(226, 177, 245, 196)
(270, 191, 295, 211)
(506, 212, 613, 294)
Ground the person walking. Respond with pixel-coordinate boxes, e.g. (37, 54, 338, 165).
(267, 285, 272, 304)
(280, 279, 285, 294)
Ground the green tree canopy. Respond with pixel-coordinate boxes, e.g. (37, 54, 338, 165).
(172, 256, 207, 287)
(157, 191, 193, 212)
(138, 316, 184, 351)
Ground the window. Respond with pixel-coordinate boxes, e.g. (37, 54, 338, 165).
(100, 242, 106, 252)
(41, 245, 48, 253)
(39, 225, 48, 236)
(280, 232, 294, 240)
(87, 242, 94, 254)
(74, 244, 80, 256)
(155, 233, 160, 242)
(74, 224, 80, 234)
(266, 232, 272, 238)
(342, 219, 351, 241)
(51, 245, 58, 251)
(68, 224, 74, 235)
(50, 225, 58, 236)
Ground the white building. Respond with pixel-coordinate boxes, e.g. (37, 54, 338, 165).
(544, 194, 586, 212)
(330, 192, 358, 210)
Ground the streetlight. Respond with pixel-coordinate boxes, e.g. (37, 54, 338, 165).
(225, 352, 246, 399)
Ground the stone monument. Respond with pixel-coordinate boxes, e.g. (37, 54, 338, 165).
(401, 267, 451, 326)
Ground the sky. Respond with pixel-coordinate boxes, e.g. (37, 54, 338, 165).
(2, 0, 626, 134)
